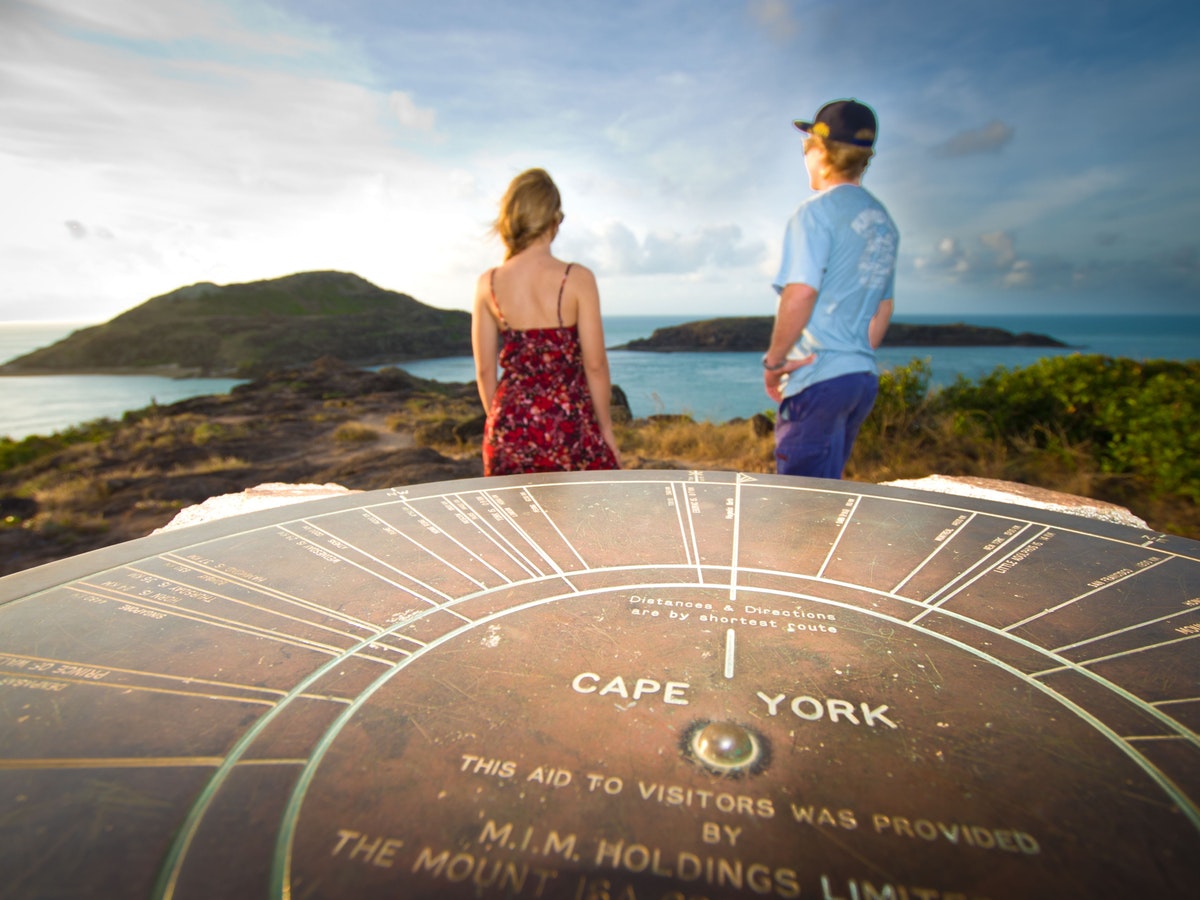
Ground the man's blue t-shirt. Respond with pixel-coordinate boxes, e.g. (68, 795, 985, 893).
(773, 184, 898, 400)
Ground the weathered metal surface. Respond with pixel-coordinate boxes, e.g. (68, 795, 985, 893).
(1, 471, 1197, 899)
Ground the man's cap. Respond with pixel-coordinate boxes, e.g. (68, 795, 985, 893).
(793, 99, 877, 148)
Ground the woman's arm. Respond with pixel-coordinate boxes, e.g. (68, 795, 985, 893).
(574, 266, 621, 463)
(471, 273, 500, 412)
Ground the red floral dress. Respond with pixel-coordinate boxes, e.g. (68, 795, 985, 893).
(483, 264, 619, 476)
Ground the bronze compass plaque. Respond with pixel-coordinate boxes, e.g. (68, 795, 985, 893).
(1, 471, 1197, 899)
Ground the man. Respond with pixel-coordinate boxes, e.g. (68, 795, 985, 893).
(763, 98, 898, 479)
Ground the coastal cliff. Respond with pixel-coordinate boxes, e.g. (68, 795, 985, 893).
(615, 317, 1069, 352)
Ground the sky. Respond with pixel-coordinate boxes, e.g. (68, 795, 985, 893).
(2, 0, 1199, 323)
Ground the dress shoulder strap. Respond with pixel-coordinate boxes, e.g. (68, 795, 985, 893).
(487, 268, 509, 331)
(557, 263, 574, 328)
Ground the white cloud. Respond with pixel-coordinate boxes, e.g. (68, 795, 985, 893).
(388, 90, 437, 131)
(931, 120, 1015, 157)
(569, 222, 767, 277)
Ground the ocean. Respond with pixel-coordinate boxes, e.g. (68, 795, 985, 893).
(2, 314, 1198, 441)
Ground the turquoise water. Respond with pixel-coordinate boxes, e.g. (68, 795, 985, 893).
(2, 315, 1198, 440)
(398, 314, 1200, 423)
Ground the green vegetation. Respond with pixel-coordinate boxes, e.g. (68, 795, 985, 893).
(621, 356, 1200, 539)
(0, 419, 121, 472)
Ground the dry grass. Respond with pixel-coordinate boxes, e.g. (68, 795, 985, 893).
(617, 417, 774, 472)
(332, 422, 380, 443)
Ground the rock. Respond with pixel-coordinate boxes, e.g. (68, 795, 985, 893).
(156, 483, 357, 532)
(882, 475, 1149, 529)
(0, 496, 38, 522)
(611, 385, 632, 424)
(750, 413, 774, 439)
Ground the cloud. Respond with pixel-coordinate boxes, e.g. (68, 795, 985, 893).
(913, 229, 1200, 302)
(978, 231, 1015, 267)
(388, 90, 437, 131)
(570, 222, 767, 276)
(749, 0, 800, 41)
(914, 230, 1047, 287)
(931, 120, 1015, 157)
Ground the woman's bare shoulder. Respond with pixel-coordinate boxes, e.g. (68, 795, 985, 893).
(566, 262, 598, 288)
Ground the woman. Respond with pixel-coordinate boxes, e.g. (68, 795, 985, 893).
(472, 168, 621, 476)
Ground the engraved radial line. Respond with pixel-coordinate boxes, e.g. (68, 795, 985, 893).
(669, 483, 694, 569)
(374, 504, 486, 589)
(162, 553, 381, 631)
(125, 565, 391, 643)
(724, 628, 736, 679)
(0, 672, 280, 705)
(1053, 603, 1200, 653)
(910, 525, 1048, 625)
(441, 496, 533, 578)
(817, 494, 862, 580)
(0, 757, 303, 770)
(891, 511, 977, 595)
(679, 483, 705, 582)
(525, 487, 589, 569)
(729, 479, 743, 601)
(457, 492, 545, 578)
(480, 490, 564, 576)
(1035, 632, 1200, 681)
(371, 504, 511, 585)
(0, 651, 295, 699)
(917, 522, 1037, 608)
(279, 525, 452, 605)
(391, 501, 488, 588)
(1004, 557, 1171, 633)
(75, 583, 395, 663)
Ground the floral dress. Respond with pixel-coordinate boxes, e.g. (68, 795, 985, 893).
(483, 264, 619, 476)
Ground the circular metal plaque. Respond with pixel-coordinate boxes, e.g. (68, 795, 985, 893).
(1, 471, 1197, 899)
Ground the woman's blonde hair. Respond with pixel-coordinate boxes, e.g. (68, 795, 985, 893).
(493, 168, 563, 259)
(805, 135, 874, 181)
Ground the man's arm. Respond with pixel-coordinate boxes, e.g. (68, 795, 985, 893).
(869, 298, 894, 348)
(763, 282, 818, 403)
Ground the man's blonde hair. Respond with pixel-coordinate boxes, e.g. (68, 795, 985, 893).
(805, 135, 874, 181)
(493, 168, 563, 259)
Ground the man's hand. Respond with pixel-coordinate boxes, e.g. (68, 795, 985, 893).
(763, 354, 815, 403)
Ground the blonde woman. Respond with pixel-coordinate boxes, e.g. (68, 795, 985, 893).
(472, 168, 620, 476)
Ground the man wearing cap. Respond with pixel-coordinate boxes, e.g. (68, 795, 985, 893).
(762, 98, 898, 479)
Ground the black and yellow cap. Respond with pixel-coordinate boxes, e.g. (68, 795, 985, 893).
(794, 99, 878, 148)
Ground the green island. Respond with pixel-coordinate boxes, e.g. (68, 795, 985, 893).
(614, 316, 1069, 351)
(0, 272, 1196, 575)
(0, 271, 471, 378)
